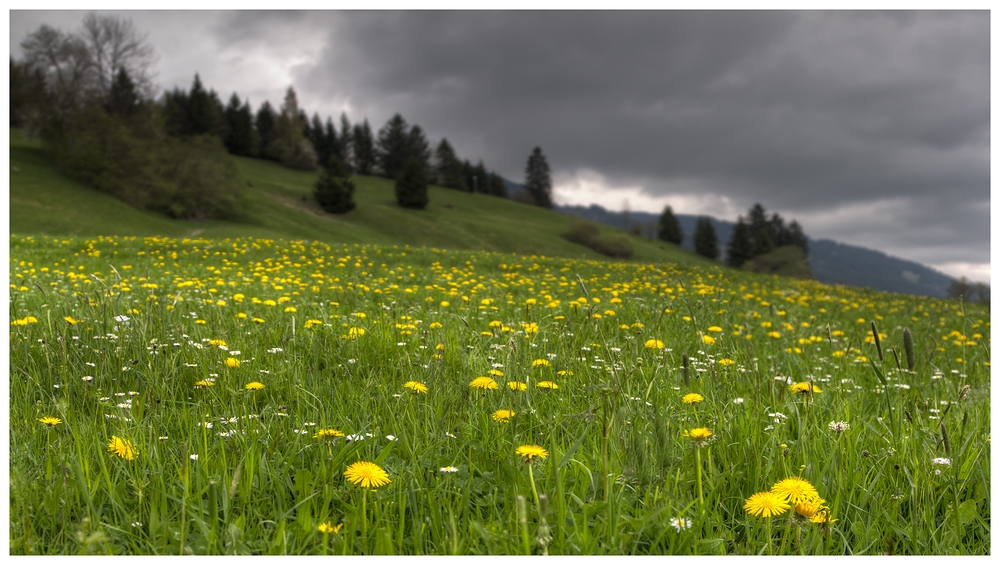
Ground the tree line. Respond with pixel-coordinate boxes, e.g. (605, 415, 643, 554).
(12, 13, 556, 218)
(657, 202, 809, 267)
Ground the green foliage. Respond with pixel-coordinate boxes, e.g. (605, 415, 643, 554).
(395, 157, 429, 209)
(743, 245, 813, 279)
(693, 217, 719, 260)
(657, 205, 683, 245)
(525, 147, 553, 209)
(726, 216, 754, 268)
(562, 221, 634, 258)
(314, 156, 356, 214)
(265, 87, 317, 170)
(433, 138, 467, 191)
(223, 93, 255, 157)
(351, 119, 376, 176)
(376, 113, 413, 180)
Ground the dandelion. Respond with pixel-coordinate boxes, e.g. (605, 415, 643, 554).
(743, 491, 791, 518)
(792, 499, 826, 521)
(209, 339, 227, 347)
(644, 338, 664, 349)
(516, 445, 549, 460)
(536, 381, 559, 390)
(789, 382, 822, 395)
(344, 461, 390, 488)
(194, 380, 214, 388)
(521, 322, 538, 334)
(702, 335, 716, 345)
(469, 376, 498, 390)
(64, 316, 80, 325)
(226, 357, 241, 368)
(314, 428, 345, 439)
(107, 436, 137, 460)
(304, 319, 323, 329)
(403, 381, 428, 393)
(492, 409, 515, 423)
(718, 358, 735, 365)
(683, 427, 713, 444)
(317, 522, 343, 534)
(245, 382, 265, 391)
(531, 358, 551, 368)
(38, 416, 62, 426)
(440, 466, 459, 473)
(682, 393, 704, 404)
(770, 477, 820, 504)
(507, 381, 527, 391)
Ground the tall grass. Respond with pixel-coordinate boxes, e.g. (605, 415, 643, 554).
(8, 234, 990, 554)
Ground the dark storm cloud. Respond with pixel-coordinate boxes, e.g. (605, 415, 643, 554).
(11, 10, 990, 279)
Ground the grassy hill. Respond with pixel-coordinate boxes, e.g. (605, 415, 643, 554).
(9, 129, 712, 268)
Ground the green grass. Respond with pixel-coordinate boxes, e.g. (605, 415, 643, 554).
(8, 234, 990, 555)
(9, 129, 711, 268)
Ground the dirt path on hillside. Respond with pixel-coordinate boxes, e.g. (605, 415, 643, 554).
(264, 192, 347, 224)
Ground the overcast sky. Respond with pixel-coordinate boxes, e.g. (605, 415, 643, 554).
(9, 9, 991, 283)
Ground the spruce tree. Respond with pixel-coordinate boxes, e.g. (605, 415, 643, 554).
(433, 138, 466, 190)
(351, 119, 375, 175)
(223, 93, 254, 156)
(726, 215, 754, 267)
(266, 87, 317, 170)
(314, 156, 356, 214)
(694, 217, 719, 260)
(395, 156, 429, 209)
(339, 112, 353, 166)
(787, 220, 808, 255)
(407, 124, 432, 174)
(105, 67, 139, 117)
(376, 113, 411, 179)
(747, 203, 774, 257)
(487, 172, 508, 198)
(254, 101, 276, 158)
(524, 147, 553, 209)
(309, 113, 329, 165)
(324, 117, 341, 165)
(657, 205, 683, 245)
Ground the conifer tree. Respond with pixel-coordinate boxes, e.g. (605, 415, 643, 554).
(254, 101, 276, 158)
(694, 217, 719, 260)
(433, 138, 466, 190)
(376, 113, 411, 179)
(185, 74, 224, 137)
(351, 119, 375, 175)
(524, 147, 553, 209)
(786, 220, 808, 255)
(726, 215, 754, 267)
(487, 172, 508, 198)
(747, 203, 774, 257)
(266, 86, 317, 170)
(309, 113, 330, 165)
(314, 156, 356, 214)
(407, 124, 432, 174)
(105, 67, 139, 118)
(339, 112, 353, 166)
(223, 93, 254, 156)
(395, 156, 429, 209)
(323, 117, 340, 165)
(657, 205, 683, 245)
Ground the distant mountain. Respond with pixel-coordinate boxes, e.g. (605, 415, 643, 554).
(549, 202, 955, 298)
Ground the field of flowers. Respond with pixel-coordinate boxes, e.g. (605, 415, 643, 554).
(8, 234, 990, 555)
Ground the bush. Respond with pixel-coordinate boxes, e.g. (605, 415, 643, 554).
(314, 157, 356, 214)
(562, 221, 634, 258)
(743, 245, 813, 280)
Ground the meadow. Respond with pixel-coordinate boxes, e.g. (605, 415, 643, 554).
(8, 233, 990, 555)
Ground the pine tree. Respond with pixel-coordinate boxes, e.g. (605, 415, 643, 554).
(694, 217, 719, 260)
(433, 138, 466, 190)
(470, 161, 488, 194)
(487, 172, 508, 198)
(351, 119, 375, 175)
(726, 215, 754, 267)
(266, 86, 317, 170)
(185, 74, 224, 137)
(407, 124, 432, 174)
(747, 203, 774, 257)
(524, 147, 553, 209)
(314, 156, 356, 214)
(254, 101, 276, 158)
(376, 113, 411, 179)
(339, 112, 353, 166)
(309, 113, 330, 166)
(323, 117, 340, 165)
(786, 220, 808, 255)
(657, 205, 683, 245)
(105, 67, 139, 117)
(395, 156, 429, 209)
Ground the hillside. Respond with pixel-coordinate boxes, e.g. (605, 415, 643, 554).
(554, 202, 957, 298)
(7, 130, 714, 269)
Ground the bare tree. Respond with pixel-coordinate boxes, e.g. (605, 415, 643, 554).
(80, 13, 157, 99)
(20, 25, 95, 118)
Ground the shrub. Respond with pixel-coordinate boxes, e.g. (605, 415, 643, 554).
(562, 220, 634, 258)
(314, 156, 356, 214)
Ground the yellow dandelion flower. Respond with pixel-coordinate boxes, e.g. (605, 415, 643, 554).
(767, 331, 782, 339)
(245, 381, 265, 391)
(492, 409, 516, 423)
(531, 358, 551, 368)
(64, 316, 80, 325)
(347, 327, 365, 337)
(469, 376, 498, 390)
(717, 358, 735, 365)
(252, 317, 265, 324)
(702, 335, 716, 345)
(489, 369, 504, 376)
(793, 499, 826, 520)
(515, 445, 548, 460)
(38, 416, 62, 426)
(317, 522, 343, 534)
(682, 393, 704, 404)
(684, 427, 713, 443)
(344, 461, 390, 488)
(788, 382, 822, 395)
(284, 306, 297, 313)
(194, 380, 214, 388)
(209, 339, 227, 347)
(225, 357, 241, 368)
(507, 381, 527, 391)
(314, 428, 345, 439)
(403, 381, 428, 393)
(429, 322, 443, 329)
(107, 436, 137, 460)
(743, 491, 790, 518)
(488, 320, 503, 328)
(536, 380, 558, 390)
(708, 326, 723, 332)
(770, 477, 821, 504)
(521, 322, 539, 334)
(644, 338, 664, 349)
(304, 319, 323, 329)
